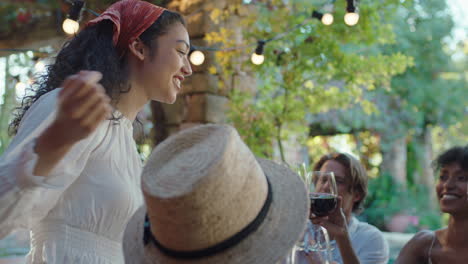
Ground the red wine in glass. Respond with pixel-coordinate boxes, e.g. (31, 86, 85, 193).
(310, 192, 338, 217)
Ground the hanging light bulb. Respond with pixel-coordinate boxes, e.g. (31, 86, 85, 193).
(344, 0, 359, 26)
(251, 53, 264, 65)
(321, 13, 334, 25)
(312, 11, 333, 26)
(62, 0, 84, 35)
(62, 18, 80, 35)
(34, 60, 46, 72)
(344, 12, 359, 26)
(15, 81, 26, 96)
(251, 40, 265, 65)
(189, 50, 205, 66)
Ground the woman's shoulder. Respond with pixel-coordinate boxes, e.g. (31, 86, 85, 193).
(395, 229, 437, 264)
(29, 88, 61, 108)
(17, 89, 62, 129)
(411, 230, 437, 246)
(406, 230, 437, 255)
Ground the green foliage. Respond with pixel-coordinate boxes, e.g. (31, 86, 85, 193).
(0, 84, 15, 155)
(0, 0, 60, 37)
(406, 140, 423, 186)
(204, 0, 414, 161)
(360, 172, 402, 230)
(0, 52, 38, 155)
(432, 116, 468, 156)
(360, 172, 442, 232)
(383, 0, 467, 131)
(228, 90, 275, 157)
(222, 0, 465, 164)
(374, 0, 466, 214)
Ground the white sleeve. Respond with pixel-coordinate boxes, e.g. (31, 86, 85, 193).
(0, 89, 108, 238)
(355, 226, 390, 264)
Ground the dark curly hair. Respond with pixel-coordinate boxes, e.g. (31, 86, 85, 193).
(433, 145, 468, 172)
(9, 10, 185, 135)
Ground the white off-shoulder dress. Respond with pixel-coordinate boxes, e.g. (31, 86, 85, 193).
(0, 89, 143, 263)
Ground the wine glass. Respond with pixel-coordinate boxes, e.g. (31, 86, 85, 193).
(280, 245, 298, 264)
(309, 171, 338, 218)
(281, 237, 333, 264)
(297, 166, 338, 253)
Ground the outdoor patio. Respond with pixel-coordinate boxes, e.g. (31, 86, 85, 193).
(0, 0, 466, 263)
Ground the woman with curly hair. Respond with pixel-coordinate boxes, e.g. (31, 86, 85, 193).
(0, 0, 192, 263)
(396, 145, 468, 264)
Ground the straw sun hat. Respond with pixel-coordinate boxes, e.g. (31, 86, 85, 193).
(123, 124, 308, 264)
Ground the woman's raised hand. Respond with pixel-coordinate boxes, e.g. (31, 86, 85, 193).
(55, 70, 112, 144)
(33, 71, 112, 177)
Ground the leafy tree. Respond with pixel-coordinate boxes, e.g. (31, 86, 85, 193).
(384, 0, 465, 133)
(378, 0, 466, 189)
(356, 0, 466, 225)
(207, 0, 413, 161)
(302, 0, 465, 180)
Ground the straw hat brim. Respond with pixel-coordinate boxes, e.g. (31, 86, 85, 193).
(123, 158, 309, 264)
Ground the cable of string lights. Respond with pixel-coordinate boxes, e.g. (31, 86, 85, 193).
(0, 0, 359, 66)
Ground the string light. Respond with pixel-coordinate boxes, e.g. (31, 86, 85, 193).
(321, 13, 334, 25)
(15, 81, 26, 93)
(189, 49, 205, 66)
(62, 19, 79, 35)
(34, 60, 46, 72)
(312, 10, 334, 26)
(62, 0, 84, 35)
(3, 0, 362, 66)
(251, 53, 264, 65)
(344, 0, 359, 26)
(251, 40, 265, 65)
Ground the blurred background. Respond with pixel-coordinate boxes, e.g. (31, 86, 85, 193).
(0, 0, 466, 263)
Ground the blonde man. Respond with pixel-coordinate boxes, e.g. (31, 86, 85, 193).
(308, 153, 389, 264)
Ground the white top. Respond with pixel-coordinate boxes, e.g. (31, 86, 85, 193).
(330, 216, 389, 264)
(291, 216, 389, 264)
(0, 89, 143, 263)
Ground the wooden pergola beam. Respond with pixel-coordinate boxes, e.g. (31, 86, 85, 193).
(0, 13, 65, 56)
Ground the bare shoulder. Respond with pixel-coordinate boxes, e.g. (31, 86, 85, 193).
(395, 230, 435, 264)
(433, 228, 446, 241)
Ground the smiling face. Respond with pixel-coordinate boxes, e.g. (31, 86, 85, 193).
(436, 162, 468, 215)
(131, 22, 192, 104)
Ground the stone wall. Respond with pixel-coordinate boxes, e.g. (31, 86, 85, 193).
(151, 0, 257, 145)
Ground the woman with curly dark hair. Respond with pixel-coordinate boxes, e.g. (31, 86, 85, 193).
(395, 145, 468, 264)
(0, 0, 192, 263)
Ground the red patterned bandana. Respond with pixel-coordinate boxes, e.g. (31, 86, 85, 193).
(86, 0, 165, 57)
